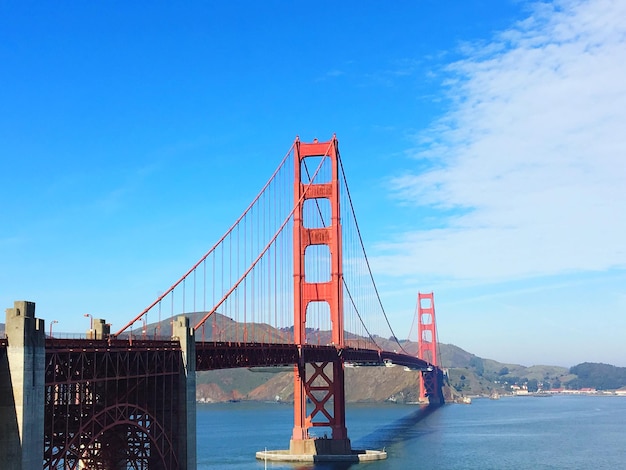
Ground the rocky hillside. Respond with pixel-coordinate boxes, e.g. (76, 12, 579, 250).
(437, 343, 574, 396)
(198, 365, 426, 404)
(122, 312, 589, 401)
(3, 310, 604, 400)
(194, 341, 581, 403)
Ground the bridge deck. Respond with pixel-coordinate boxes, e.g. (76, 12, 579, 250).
(1, 338, 432, 372)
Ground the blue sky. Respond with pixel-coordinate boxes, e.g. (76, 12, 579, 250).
(2, 0, 624, 367)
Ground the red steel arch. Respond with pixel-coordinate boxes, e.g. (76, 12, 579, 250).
(44, 339, 183, 470)
(50, 403, 177, 470)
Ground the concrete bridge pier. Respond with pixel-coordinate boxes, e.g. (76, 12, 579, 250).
(172, 315, 197, 470)
(0, 301, 45, 470)
(87, 318, 110, 339)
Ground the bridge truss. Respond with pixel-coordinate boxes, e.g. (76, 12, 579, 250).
(44, 339, 184, 470)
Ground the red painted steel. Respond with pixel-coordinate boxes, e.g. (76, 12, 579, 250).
(292, 135, 348, 441)
(44, 339, 182, 469)
(417, 292, 439, 401)
(193, 342, 431, 371)
(33, 337, 431, 469)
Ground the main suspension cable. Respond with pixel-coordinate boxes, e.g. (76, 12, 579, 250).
(338, 153, 409, 356)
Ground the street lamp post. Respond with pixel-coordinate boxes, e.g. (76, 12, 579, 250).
(129, 321, 135, 345)
(84, 313, 94, 339)
(49, 320, 59, 338)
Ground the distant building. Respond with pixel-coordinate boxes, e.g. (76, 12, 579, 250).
(560, 388, 597, 394)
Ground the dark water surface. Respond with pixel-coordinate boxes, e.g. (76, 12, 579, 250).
(197, 395, 626, 469)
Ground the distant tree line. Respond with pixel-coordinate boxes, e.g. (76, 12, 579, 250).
(566, 363, 626, 390)
(449, 356, 626, 393)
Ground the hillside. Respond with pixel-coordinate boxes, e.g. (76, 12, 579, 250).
(440, 345, 574, 396)
(567, 363, 626, 390)
(123, 313, 622, 401)
(3, 310, 617, 401)
(198, 364, 428, 404)
(194, 341, 581, 403)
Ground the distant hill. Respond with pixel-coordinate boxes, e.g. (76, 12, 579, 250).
(98, 314, 626, 400)
(130, 311, 292, 343)
(194, 341, 584, 403)
(438, 344, 574, 396)
(193, 337, 577, 402)
(567, 363, 626, 390)
(5, 311, 619, 397)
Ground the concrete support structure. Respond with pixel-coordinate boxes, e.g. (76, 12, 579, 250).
(0, 301, 45, 470)
(172, 315, 197, 470)
(92, 318, 110, 340)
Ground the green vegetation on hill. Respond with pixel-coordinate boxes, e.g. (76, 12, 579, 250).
(438, 344, 575, 396)
(5, 310, 624, 397)
(197, 368, 289, 395)
(566, 363, 626, 390)
(439, 349, 626, 395)
(194, 342, 599, 402)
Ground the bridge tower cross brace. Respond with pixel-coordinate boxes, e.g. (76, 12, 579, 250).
(291, 136, 350, 455)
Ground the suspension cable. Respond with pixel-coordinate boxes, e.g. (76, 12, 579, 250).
(193, 149, 329, 331)
(114, 142, 297, 337)
(338, 152, 410, 356)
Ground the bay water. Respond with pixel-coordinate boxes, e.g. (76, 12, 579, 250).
(197, 395, 626, 469)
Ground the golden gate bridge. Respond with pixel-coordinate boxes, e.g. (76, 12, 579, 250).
(0, 135, 443, 469)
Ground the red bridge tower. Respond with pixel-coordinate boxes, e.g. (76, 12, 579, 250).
(417, 292, 443, 403)
(291, 136, 351, 455)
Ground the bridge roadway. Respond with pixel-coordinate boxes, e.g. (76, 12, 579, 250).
(195, 341, 432, 370)
(33, 338, 432, 371)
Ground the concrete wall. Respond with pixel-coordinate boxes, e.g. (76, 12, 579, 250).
(92, 318, 110, 340)
(0, 339, 21, 464)
(173, 315, 197, 470)
(0, 301, 45, 470)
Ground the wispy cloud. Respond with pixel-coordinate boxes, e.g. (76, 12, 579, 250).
(325, 69, 345, 78)
(380, 0, 626, 282)
(318, 58, 430, 87)
(315, 69, 347, 82)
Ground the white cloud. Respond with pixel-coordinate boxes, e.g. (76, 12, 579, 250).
(380, 0, 626, 282)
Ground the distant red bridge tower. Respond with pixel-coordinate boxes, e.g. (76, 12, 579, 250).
(417, 292, 442, 403)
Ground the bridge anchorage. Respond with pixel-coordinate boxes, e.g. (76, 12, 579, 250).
(0, 135, 444, 469)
